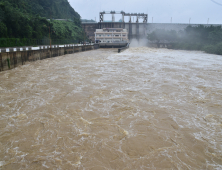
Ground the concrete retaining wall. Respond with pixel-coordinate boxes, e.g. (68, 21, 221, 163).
(0, 44, 100, 72)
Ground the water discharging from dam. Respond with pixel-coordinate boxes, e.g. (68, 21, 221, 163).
(0, 47, 222, 169)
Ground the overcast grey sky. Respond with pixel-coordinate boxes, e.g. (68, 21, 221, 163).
(69, 0, 222, 24)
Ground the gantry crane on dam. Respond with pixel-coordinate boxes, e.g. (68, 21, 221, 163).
(98, 11, 148, 40)
(99, 11, 148, 23)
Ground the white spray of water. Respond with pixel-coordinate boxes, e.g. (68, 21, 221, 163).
(129, 39, 148, 47)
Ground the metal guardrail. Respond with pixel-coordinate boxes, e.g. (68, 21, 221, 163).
(118, 43, 130, 53)
(0, 43, 95, 53)
(0, 38, 79, 48)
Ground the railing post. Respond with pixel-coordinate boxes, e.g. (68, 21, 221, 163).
(0, 53, 2, 72)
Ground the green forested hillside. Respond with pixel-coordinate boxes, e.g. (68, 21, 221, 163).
(0, 0, 84, 46)
(2, 0, 80, 19)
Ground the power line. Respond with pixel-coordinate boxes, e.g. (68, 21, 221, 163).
(211, 0, 222, 6)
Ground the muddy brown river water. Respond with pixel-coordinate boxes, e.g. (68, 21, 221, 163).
(0, 47, 222, 170)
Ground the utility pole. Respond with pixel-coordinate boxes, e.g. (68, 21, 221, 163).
(189, 18, 191, 24)
(207, 18, 209, 24)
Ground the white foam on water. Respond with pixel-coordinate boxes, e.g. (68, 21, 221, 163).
(0, 161, 5, 167)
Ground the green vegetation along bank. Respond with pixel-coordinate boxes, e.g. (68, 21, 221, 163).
(0, 0, 85, 47)
(147, 25, 222, 55)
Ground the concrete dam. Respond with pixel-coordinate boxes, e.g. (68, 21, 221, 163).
(82, 11, 222, 42)
(82, 22, 222, 42)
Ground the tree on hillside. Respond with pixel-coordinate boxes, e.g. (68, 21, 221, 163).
(147, 29, 178, 43)
(147, 25, 222, 55)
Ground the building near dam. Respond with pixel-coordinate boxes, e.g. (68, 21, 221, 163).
(95, 28, 128, 43)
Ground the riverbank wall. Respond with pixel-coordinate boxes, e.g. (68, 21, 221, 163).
(0, 44, 99, 72)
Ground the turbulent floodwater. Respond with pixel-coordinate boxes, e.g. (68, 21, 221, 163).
(0, 47, 222, 170)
